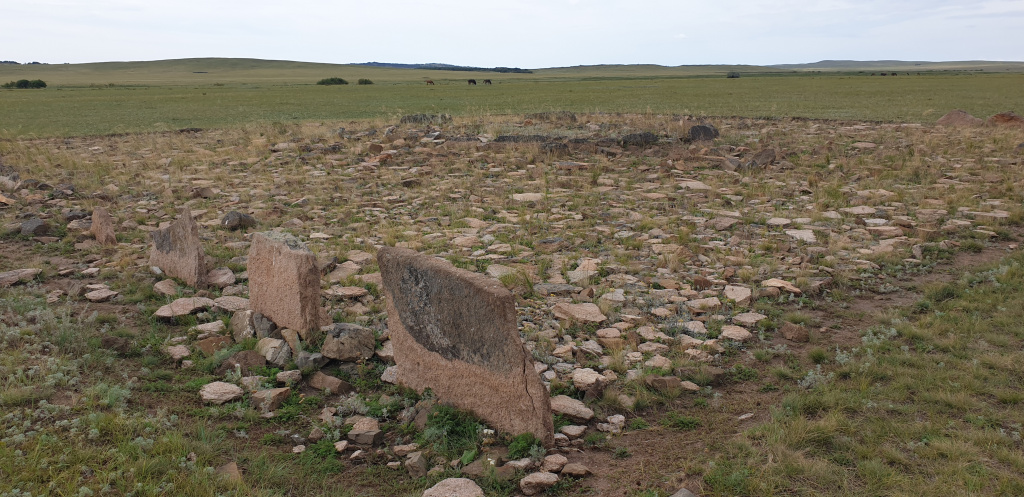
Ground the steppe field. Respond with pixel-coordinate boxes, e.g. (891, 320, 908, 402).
(1, 59, 1024, 497)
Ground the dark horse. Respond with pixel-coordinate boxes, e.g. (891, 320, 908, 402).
(483, 79, 492, 85)
(467, 79, 477, 85)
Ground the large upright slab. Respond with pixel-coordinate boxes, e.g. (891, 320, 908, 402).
(378, 247, 553, 445)
(150, 207, 206, 287)
(248, 231, 327, 333)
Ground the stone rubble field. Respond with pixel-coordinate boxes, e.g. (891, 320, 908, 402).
(1, 110, 1023, 496)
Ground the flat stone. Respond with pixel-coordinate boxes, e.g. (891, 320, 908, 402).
(378, 247, 553, 446)
(561, 463, 590, 477)
(195, 335, 231, 356)
(552, 302, 606, 323)
(840, 206, 877, 216)
(84, 289, 118, 302)
(248, 232, 327, 333)
(719, 325, 753, 342)
(199, 381, 243, 405)
(153, 279, 178, 296)
(154, 297, 215, 318)
(164, 344, 190, 361)
(684, 297, 721, 313)
(733, 312, 767, 327)
(512, 193, 544, 202)
(520, 472, 559, 496)
(549, 395, 593, 422)
(785, 229, 817, 243)
(0, 268, 41, 288)
(324, 285, 369, 299)
(213, 296, 249, 313)
(761, 278, 801, 295)
(308, 371, 353, 395)
(723, 285, 752, 306)
(149, 207, 206, 287)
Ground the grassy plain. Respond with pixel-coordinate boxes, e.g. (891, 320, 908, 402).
(1, 58, 1022, 138)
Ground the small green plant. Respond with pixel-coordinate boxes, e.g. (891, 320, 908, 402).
(316, 77, 348, 85)
(628, 417, 649, 430)
(730, 364, 759, 382)
(507, 433, 541, 460)
(419, 405, 482, 459)
(613, 447, 632, 459)
(808, 347, 830, 364)
(662, 413, 701, 431)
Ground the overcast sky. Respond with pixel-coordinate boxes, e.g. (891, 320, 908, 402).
(4, 0, 1022, 67)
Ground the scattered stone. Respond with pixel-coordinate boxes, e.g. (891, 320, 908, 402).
(0, 268, 41, 288)
(21, 218, 50, 236)
(552, 302, 607, 323)
(321, 323, 376, 362)
(688, 124, 719, 141)
(720, 325, 753, 342)
(378, 247, 554, 445)
(348, 417, 383, 446)
(723, 285, 752, 306)
(207, 268, 236, 288)
(988, 111, 1024, 128)
(248, 232, 327, 333)
(549, 395, 593, 423)
(780, 322, 810, 342)
(520, 472, 560, 496)
(255, 337, 291, 366)
(221, 211, 257, 230)
(149, 207, 206, 287)
(251, 387, 291, 412)
(199, 381, 243, 405)
(195, 335, 231, 356)
(215, 461, 243, 483)
(154, 297, 215, 318)
(541, 454, 568, 473)
(733, 312, 767, 327)
(153, 279, 178, 296)
(761, 278, 801, 295)
(560, 463, 590, 477)
(308, 371, 353, 395)
(422, 478, 483, 497)
(164, 344, 190, 361)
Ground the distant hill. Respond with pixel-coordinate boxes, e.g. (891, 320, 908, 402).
(356, 62, 532, 73)
(771, 60, 1024, 72)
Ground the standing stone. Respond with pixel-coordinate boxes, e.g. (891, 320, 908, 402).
(149, 207, 206, 287)
(248, 232, 327, 334)
(378, 247, 554, 446)
(91, 207, 117, 246)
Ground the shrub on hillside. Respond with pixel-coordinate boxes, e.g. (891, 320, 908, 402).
(357, 78, 373, 85)
(726, 72, 741, 79)
(316, 77, 348, 85)
(2, 79, 46, 89)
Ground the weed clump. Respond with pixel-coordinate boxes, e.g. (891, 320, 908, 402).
(419, 405, 482, 459)
(316, 77, 348, 85)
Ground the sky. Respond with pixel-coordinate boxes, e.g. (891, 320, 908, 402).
(3, 0, 1022, 68)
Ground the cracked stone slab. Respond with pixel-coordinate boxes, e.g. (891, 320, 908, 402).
(378, 247, 553, 446)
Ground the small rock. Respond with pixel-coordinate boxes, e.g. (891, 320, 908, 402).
(422, 478, 484, 497)
(520, 472, 560, 496)
(549, 395, 594, 422)
(200, 381, 243, 405)
(540, 454, 568, 473)
(552, 303, 606, 323)
(560, 463, 590, 477)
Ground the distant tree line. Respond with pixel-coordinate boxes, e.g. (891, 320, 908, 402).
(2, 79, 47, 89)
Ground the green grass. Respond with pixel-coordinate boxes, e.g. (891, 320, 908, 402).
(703, 252, 1024, 496)
(1, 58, 1022, 137)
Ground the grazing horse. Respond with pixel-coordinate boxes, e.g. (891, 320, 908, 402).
(483, 79, 492, 85)
(425, 80, 434, 85)
(467, 79, 477, 85)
